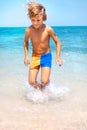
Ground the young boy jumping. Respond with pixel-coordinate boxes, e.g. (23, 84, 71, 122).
(24, 2, 62, 89)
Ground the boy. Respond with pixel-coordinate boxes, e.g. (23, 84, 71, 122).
(24, 2, 62, 89)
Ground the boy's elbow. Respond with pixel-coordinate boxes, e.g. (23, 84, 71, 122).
(24, 41, 28, 46)
(56, 41, 61, 47)
(24, 42, 26, 47)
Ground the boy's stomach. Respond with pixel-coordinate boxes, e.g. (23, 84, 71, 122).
(32, 47, 50, 55)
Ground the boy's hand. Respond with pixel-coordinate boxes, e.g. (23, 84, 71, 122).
(56, 58, 63, 66)
(24, 57, 30, 66)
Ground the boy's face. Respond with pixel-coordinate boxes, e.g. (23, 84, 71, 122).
(30, 15, 43, 29)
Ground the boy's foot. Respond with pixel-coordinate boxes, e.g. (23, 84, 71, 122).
(41, 83, 45, 90)
(33, 82, 42, 90)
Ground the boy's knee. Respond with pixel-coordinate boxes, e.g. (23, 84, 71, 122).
(29, 79, 36, 86)
(41, 79, 49, 86)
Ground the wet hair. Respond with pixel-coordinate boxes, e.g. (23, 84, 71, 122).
(27, 1, 47, 21)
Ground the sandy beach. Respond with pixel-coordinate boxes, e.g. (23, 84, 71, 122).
(0, 73, 87, 130)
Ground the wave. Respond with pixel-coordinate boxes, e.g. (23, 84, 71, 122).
(24, 82, 69, 103)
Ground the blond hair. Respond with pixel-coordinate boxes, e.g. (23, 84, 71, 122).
(27, 1, 47, 21)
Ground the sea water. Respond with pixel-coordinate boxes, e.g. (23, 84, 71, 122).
(0, 26, 87, 103)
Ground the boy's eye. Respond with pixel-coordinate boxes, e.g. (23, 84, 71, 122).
(31, 19, 40, 22)
(31, 19, 35, 22)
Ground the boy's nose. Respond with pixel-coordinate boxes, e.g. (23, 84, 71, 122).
(34, 22, 38, 25)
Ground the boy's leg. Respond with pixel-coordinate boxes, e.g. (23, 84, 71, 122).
(41, 67, 51, 87)
(29, 67, 41, 89)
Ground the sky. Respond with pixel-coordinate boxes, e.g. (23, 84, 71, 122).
(0, 0, 87, 27)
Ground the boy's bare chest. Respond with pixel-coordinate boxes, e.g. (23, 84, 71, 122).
(30, 29, 49, 43)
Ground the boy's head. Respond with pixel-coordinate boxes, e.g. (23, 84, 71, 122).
(27, 2, 47, 21)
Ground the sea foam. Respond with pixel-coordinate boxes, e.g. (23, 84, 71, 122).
(24, 82, 69, 103)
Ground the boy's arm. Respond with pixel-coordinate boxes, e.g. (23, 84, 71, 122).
(24, 28, 30, 65)
(48, 26, 63, 66)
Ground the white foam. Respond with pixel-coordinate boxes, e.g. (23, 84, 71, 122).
(24, 82, 69, 103)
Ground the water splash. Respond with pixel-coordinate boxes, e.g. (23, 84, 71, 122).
(24, 82, 69, 103)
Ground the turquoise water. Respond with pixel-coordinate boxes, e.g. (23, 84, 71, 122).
(0, 26, 87, 102)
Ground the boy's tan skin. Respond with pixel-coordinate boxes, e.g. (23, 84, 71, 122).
(24, 8, 62, 89)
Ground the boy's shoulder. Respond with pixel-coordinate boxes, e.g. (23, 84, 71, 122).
(25, 25, 33, 35)
(26, 25, 32, 32)
(45, 25, 52, 30)
(45, 25, 54, 34)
